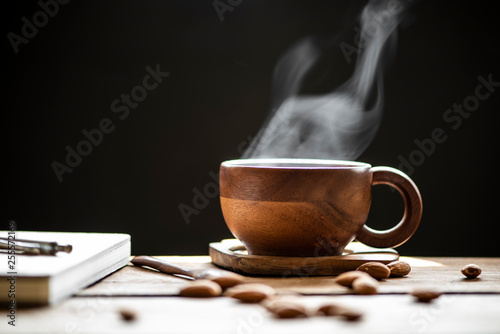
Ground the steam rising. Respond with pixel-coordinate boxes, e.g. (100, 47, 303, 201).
(243, 0, 407, 160)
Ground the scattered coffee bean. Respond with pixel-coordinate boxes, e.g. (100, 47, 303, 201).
(317, 303, 342, 316)
(335, 271, 371, 288)
(387, 261, 412, 277)
(356, 262, 391, 280)
(179, 279, 222, 297)
(205, 272, 244, 288)
(224, 283, 276, 302)
(352, 275, 379, 295)
(411, 287, 442, 303)
(461, 264, 482, 279)
(317, 303, 363, 321)
(264, 299, 309, 319)
(118, 308, 137, 322)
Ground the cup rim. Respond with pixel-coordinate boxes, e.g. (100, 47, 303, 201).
(221, 158, 371, 169)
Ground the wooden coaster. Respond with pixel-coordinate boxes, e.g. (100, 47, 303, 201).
(209, 239, 399, 276)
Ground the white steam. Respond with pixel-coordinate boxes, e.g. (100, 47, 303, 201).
(243, 0, 406, 160)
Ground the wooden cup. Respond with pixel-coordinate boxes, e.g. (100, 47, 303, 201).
(219, 158, 422, 257)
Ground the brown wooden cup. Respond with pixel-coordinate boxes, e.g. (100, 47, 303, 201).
(219, 158, 422, 257)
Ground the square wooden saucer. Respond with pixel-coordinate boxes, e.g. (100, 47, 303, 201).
(209, 239, 399, 276)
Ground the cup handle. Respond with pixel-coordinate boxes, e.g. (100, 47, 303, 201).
(356, 166, 423, 249)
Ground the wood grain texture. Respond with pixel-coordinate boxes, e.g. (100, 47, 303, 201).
(219, 159, 423, 256)
(220, 159, 372, 256)
(77, 256, 500, 297)
(209, 239, 399, 276)
(2, 295, 499, 333)
(131, 255, 243, 288)
(356, 166, 423, 248)
(5, 256, 496, 333)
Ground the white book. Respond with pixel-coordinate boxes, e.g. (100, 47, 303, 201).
(0, 231, 131, 305)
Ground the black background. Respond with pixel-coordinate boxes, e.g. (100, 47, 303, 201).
(3, 0, 499, 257)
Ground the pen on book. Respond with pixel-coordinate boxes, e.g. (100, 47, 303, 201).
(0, 237, 73, 255)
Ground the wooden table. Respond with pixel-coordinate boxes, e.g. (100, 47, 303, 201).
(1, 256, 499, 333)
